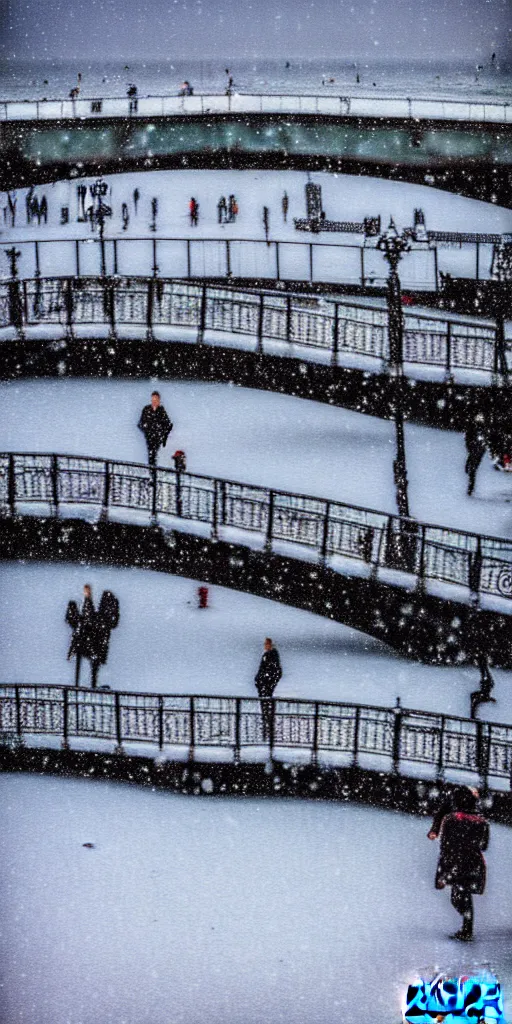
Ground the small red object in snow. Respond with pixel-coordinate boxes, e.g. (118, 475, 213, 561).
(401, 294, 414, 306)
(197, 586, 209, 609)
(173, 450, 186, 472)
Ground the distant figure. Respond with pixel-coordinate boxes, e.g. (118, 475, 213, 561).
(39, 195, 48, 225)
(150, 196, 158, 232)
(255, 638, 282, 739)
(465, 416, 487, 495)
(127, 83, 138, 114)
(217, 196, 227, 224)
(281, 191, 289, 222)
(121, 202, 129, 231)
(25, 186, 35, 225)
(470, 653, 497, 719)
(227, 194, 238, 222)
(189, 197, 199, 226)
(262, 205, 270, 244)
(7, 191, 17, 228)
(66, 584, 119, 688)
(179, 80, 194, 96)
(133, 187, 140, 213)
(138, 390, 173, 467)
(432, 786, 489, 942)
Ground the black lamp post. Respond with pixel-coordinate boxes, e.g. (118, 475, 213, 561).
(377, 219, 411, 519)
(89, 179, 110, 277)
(4, 246, 23, 337)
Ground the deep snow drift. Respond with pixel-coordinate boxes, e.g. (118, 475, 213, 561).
(1, 775, 511, 1024)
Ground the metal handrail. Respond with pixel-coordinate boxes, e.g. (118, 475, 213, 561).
(1, 683, 510, 788)
(1, 92, 510, 124)
(0, 274, 501, 381)
(2, 451, 512, 604)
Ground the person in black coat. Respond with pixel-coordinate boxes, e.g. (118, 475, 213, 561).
(66, 585, 120, 687)
(431, 786, 489, 942)
(255, 638, 282, 739)
(465, 415, 487, 496)
(138, 391, 173, 467)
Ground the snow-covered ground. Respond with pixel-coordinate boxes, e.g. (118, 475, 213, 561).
(1, 775, 511, 1024)
(2, 170, 510, 286)
(2, 560, 512, 725)
(2, 378, 512, 537)
(3, 378, 512, 720)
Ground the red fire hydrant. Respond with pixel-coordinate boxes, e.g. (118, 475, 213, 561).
(173, 450, 186, 472)
(197, 586, 209, 609)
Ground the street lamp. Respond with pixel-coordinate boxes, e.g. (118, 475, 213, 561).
(89, 179, 111, 277)
(377, 219, 411, 520)
(4, 246, 23, 338)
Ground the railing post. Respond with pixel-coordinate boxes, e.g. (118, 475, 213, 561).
(476, 720, 489, 793)
(275, 241, 280, 281)
(15, 683, 22, 740)
(51, 454, 59, 514)
(75, 239, 80, 278)
(158, 695, 164, 750)
(65, 278, 74, 340)
(469, 536, 482, 603)
(437, 715, 445, 779)
(416, 524, 426, 592)
(475, 241, 480, 281)
(268, 698, 276, 759)
(7, 453, 16, 516)
(286, 294, 292, 343)
(311, 701, 320, 766)
(445, 322, 452, 380)
(352, 705, 360, 767)
(433, 245, 439, 292)
(257, 292, 265, 355)
(62, 687, 69, 750)
(331, 303, 339, 367)
(100, 460, 111, 521)
(146, 277, 154, 342)
(494, 314, 508, 386)
(320, 502, 330, 563)
(186, 238, 191, 278)
(265, 490, 274, 553)
(175, 468, 183, 518)
(114, 691, 123, 753)
(197, 283, 207, 344)
(360, 247, 365, 288)
(392, 699, 402, 774)
(151, 466, 158, 524)
(309, 243, 314, 283)
(226, 239, 231, 277)
(234, 697, 241, 765)
(211, 478, 219, 540)
(189, 696, 195, 761)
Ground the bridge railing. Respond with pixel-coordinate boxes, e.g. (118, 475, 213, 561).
(1, 683, 511, 788)
(1, 92, 510, 123)
(2, 452, 512, 605)
(1, 235, 501, 291)
(0, 276, 500, 380)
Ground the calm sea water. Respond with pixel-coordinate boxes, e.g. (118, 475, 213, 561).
(0, 57, 510, 102)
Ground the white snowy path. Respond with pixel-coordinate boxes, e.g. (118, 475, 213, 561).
(2, 170, 510, 284)
(2, 378, 512, 537)
(1, 775, 511, 1024)
(5, 560, 512, 724)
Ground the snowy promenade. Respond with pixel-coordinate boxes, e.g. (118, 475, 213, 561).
(1, 90, 511, 123)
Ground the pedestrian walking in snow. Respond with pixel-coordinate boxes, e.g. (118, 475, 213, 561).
(465, 416, 487, 496)
(227, 195, 238, 223)
(127, 83, 138, 114)
(431, 786, 489, 942)
(66, 585, 120, 688)
(281, 191, 289, 222)
(262, 205, 270, 245)
(217, 196, 227, 224)
(7, 191, 17, 228)
(26, 187, 35, 225)
(40, 195, 48, 225)
(133, 187, 140, 213)
(122, 202, 130, 231)
(470, 653, 497, 719)
(150, 197, 158, 232)
(138, 391, 173, 467)
(255, 638, 282, 739)
(189, 197, 199, 226)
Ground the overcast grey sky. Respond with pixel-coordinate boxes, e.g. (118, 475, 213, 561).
(1, 0, 511, 61)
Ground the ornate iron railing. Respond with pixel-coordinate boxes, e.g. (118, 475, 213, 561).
(0, 276, 501, 379)
(1, 684, 511, 788)
(1, 92, 510, 123)
(2, 451, 512, 604)
(1, 234, 505, 289)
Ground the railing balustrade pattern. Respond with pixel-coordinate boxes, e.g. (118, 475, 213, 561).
(1, 684, 511, 788)
(2, 452, 512, 604)
(1, 92, 510, 123)
(0, 276, 500, 380)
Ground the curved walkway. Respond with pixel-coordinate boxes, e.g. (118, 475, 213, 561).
(1, 683, 510, 792)
(2, 452, 512, 665)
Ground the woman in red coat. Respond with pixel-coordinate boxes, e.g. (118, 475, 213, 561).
(432, 786, 489, 942)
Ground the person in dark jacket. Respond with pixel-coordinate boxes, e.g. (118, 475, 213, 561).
(66, 585, 120, 687)
(431, 786, 489, 942)
(470, 652, 497, 719)
(138, 391, 173, 467)
(255, 638, 282, 739)
(465, 415, 487, 496)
